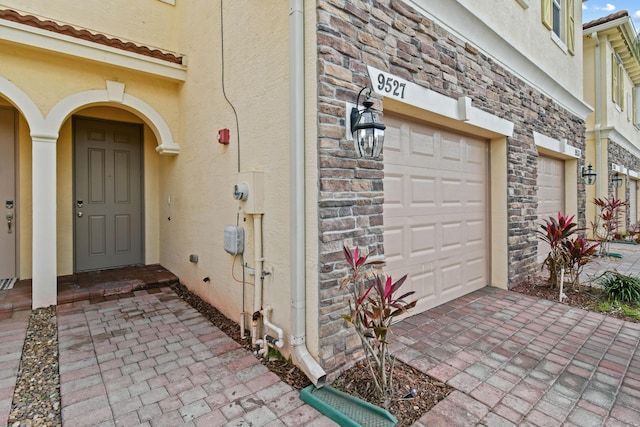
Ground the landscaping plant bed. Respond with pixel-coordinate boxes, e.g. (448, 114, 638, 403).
(331, 359, 453, 427)
(511, 273, 640, 323)
(173, 283, 453, 425)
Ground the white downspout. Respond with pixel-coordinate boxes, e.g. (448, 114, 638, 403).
(253, 213, 263, 316)
(289, 0, 327, 388)
(249, 213, 264, 348)
(593, 32, 603, 198)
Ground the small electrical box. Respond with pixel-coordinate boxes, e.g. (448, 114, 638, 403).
(224, 225, 244, 255)
(237, 171, 264, 214)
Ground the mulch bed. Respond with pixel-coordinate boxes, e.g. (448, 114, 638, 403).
(511, 272, 640, 323)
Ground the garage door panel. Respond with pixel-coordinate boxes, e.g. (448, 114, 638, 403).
(409, 128, 437, 157)
(384, 174, 403, 207)
(441, 263, 462, 290)
(385, 124, 402, 152)
(410, 224, 436, 254)
(382, 227, 403, 260)
(411, 177, 437, 205)
(441, 137, 462, 162)
(384, 116, 489, 315)
(537, 155, 565, 264)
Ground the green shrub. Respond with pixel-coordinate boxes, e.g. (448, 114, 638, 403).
(596, 301, 613, 312)
(599, 272, 640, 303)
(620, 305, 640, 321)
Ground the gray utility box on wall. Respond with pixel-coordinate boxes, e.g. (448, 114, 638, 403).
(224, 225, 244, 255)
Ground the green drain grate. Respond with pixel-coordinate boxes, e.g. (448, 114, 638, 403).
(300, 385, 397, 427)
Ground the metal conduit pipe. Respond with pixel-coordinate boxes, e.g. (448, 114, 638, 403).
(289, 0, 327, 388)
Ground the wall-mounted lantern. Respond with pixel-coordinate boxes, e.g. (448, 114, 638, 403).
(581, 164, 597, 185)
(612, 172, 623, 188)
(350, 87, 386, 159)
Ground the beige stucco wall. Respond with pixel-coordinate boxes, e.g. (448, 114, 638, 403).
(455, 0, 584, 99)
(0, 38, 178, 275)
(1, 0, 181, 55)
(158, 1, 320, 359)
(1, 0, 321, 362)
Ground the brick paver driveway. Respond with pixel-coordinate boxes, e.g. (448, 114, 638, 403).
(394, 287, 640, 426)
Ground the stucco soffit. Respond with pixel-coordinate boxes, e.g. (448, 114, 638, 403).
(367, 65, 514, 137)
(584, 18, 640, 86)
(0, 17, 187, 82)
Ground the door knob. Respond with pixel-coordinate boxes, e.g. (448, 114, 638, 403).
(6, 212, 13, 234)
(77, 212, 83, 218)
(76, 200, 84, 208)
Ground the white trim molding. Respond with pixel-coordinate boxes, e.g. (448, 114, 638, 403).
(366, 65, 514, 137)
(534, 132, 581, 158)
(0, 17, 187, 82)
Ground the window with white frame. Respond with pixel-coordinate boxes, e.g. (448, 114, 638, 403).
(542, 0, 575, 55)
(612, 53, 625, 110)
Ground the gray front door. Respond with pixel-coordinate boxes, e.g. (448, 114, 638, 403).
(74, 117, 143, 272)
(0, 108, 16, 281)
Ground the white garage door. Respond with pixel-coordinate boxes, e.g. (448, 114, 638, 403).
(383, 116, 489, 314)
(630, 180, 637, 227)
(537, 155, 565, 264)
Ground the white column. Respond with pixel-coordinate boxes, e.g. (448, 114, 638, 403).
(32, 135, 57, 308)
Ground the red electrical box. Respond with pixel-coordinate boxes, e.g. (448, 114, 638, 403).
(218, 128, 230, 145)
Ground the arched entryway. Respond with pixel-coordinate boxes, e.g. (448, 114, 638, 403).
(0, 77, 180, 308)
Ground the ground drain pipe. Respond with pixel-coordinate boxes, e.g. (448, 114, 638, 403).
(289, 0, 326, 388)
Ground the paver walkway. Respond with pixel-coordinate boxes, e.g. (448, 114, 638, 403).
(395, 287, 640, 426)
(2, 244, 640, 426)
(56, 288, 335, 426)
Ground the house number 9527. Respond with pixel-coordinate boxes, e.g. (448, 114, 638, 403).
(377, 74, 406, 99)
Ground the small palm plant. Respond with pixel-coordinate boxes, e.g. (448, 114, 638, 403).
(340, 245, 416, 409)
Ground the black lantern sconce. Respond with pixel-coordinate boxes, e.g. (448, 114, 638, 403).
(581, 164, 596, 185)
(612, 172, 623, 188)
(350, 87, 386, 159)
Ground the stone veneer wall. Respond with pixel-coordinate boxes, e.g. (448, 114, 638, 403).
(608, 141, 640, 229)
(315, 0, 586, 373)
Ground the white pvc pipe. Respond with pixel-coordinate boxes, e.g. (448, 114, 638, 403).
(289, 0, 327, 388)
(262, 306, 284, 348)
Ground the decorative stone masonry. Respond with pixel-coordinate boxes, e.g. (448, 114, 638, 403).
(608, 141, 640, 229)
(315, 0, 585, 374)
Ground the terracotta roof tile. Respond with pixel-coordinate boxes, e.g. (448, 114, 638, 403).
(583, 10, 629, 30)
(0, 9, 183, 65)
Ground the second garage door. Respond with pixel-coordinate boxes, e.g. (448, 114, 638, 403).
(536, 155, 565, 264)
(383, 116, 489, 314)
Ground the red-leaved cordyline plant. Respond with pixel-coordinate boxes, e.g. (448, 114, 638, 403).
(538, 212, 599, 289)
(340, 245, 416, 409)
(562, 236, 600, 287)
(593, 196, 629, 256)
(538, 213, 578, 288)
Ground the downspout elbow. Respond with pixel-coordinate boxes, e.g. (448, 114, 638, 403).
(292, 340, 327, 388)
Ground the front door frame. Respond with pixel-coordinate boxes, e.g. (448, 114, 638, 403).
(72, 116, 145, 272)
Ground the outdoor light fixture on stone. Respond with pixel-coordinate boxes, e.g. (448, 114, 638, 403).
(612, 172, 623, 188)
(582, 164, 597, 185)
(350, 87, 386, 159)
